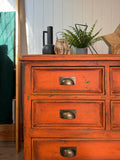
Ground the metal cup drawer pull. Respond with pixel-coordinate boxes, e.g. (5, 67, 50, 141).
(60, 147, 77, 157)
(59, 77, 76, 85)
(60, 110, 76, 119)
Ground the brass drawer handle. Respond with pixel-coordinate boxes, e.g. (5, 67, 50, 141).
(60, 147, 77, 157)
(60, 110, 76, 119)
(60, 77, 76, 85)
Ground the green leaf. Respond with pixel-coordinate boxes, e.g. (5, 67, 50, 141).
(88, 20, 97, 36)
(62, 21, 102, 48)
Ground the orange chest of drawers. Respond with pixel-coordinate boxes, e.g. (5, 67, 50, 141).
(20, 55, 120, 160)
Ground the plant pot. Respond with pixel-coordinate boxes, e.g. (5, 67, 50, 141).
(75, 48, 88, 54)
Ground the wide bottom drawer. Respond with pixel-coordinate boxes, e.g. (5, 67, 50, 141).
(32, 139, 120, 160)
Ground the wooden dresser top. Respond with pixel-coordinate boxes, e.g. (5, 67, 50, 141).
(20, 54, 120, 62)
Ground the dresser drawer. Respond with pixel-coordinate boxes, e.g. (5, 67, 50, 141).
(32, 67, 104, 94)
(110, 67, 120, 95)
(111, 101, 120, 130)
(32, 100, 105, 129)
(32, 138, 120, 160)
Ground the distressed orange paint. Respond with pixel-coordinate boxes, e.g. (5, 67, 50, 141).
(20, 55, 120, 160)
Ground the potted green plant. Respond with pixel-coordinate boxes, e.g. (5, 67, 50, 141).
(62, 21, 102, 54)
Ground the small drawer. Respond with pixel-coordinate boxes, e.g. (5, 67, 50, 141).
(32, 100, 105, 129)
(32, 138, 120, 160)
(111, 101, 120, 130)
(32, 67, 104, 94)
(110, 67, 120, 95)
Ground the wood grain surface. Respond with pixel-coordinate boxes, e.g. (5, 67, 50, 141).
(21, 55, 120, 160)
(0, 142, 23, 160)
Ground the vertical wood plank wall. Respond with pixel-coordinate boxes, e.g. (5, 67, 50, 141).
(24, 0, 120, 55)
(0, 0, 120, 54)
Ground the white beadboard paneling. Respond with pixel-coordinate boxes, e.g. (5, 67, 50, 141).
(2, 1, 120, 55)
(42, 0, 54, 52)
(92, 0, 106, 54)
(72, 0, 83, 24)
(23, 0, 120, 55)
(53, 0, 63, 44)
(25, 0, 34, 54)
(82, 0, 86, 24)
(43, 0, 54, 29)
(92, 0, 104, 34)
(83, 0, 93, 25)
(33, 0, 44, 54)
(62, 0, 73, 30)
(111, 0, 120, 31)
(102, 0, 113, 34)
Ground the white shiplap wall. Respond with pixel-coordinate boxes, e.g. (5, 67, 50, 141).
(24, 0, 120, 55)
(0, 0, 120, 54)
